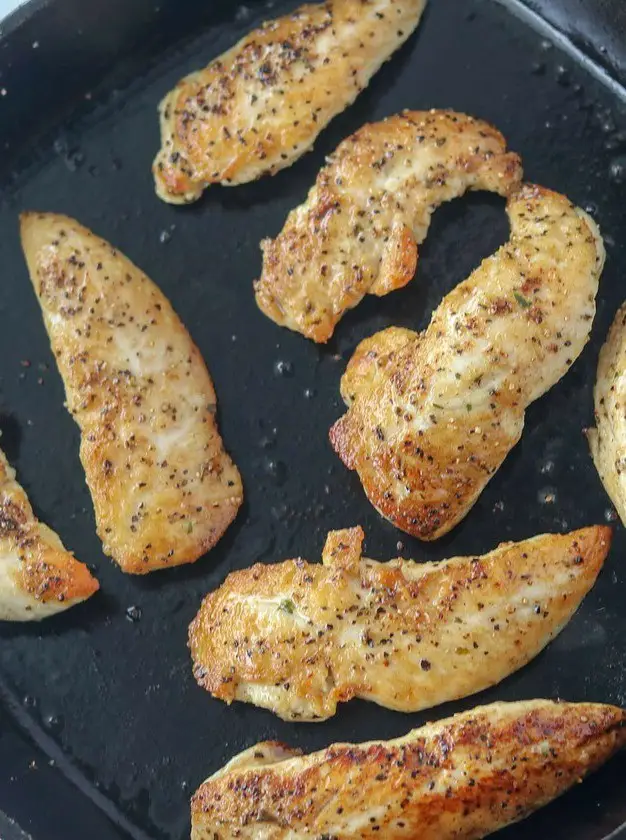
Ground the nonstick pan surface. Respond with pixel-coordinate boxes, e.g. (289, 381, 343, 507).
(0, 0, 625, 838)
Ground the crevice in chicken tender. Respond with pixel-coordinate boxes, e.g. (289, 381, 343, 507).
(191, 699, 626, 840)
(588, 301, 626, 524)
(20, 213, 243, 574)
(154, 0, 427, 203)
(256, 109, 522, 342)
(189, 524, 609, 721)
(330, 184, 605, 539)
(0, 447, 98, 621)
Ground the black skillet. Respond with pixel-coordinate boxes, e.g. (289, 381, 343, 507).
(0, 0, 625, 838)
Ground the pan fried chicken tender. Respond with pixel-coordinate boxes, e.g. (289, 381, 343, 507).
(191, 699, 626, 839)
(256, 110, 522, 342)
(20, 213, 243, 574)
(330, 185, 605, 539)
(189, 525, 609, 721)
(588, 301, 626, 524)
(0, 448, 98, 621)
(154, 0, 427, 203)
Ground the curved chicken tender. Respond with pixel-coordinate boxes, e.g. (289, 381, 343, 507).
(0, 448, 98, 621)
(256, 110, 522, 342)
(588, 302, 626, 524)
(330, 185, 605, 539)
(191, 699, 626, 840)
(20, 213, 243, 574)
(154, 0, 427, 203)
(189, 524, 609, 722)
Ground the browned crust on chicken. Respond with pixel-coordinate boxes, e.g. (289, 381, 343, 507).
(189, 525, 609, 721)
(256, 110, 522, 342)
(588, 300, 626, 524)
(154, 0, 427, 203)
(20, 213, 243, 574)
(330, 184, 605, 539)
(0, 448, 98, 621)
(191, 699, 626, 839)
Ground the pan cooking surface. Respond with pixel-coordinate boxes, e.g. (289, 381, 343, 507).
(0, 0, 626, 837)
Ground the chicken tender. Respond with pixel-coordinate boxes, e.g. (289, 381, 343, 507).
(330, 185, 605, 539)
(0, 447, 98, 620)
(189, 524, 609, 721)
(588, 301, 626, 524)
(256, 110, 522, 342)
(154, 0, 427, 203)
(20, 213, 243, 574)
(191, 699, 626, 839)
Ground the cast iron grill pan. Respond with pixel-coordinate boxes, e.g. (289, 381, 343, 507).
(0, 0, 625, 838)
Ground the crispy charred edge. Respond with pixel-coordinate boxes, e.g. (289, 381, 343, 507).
(154, 89, 204, 205)
(188, 524, 611, 704)
(191, 702, 626, 824)
(188, 558, 297, 697)
(329, 409, 477, 540)
(18, 546, 99, 605)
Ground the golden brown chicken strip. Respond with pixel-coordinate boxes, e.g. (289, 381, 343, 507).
(0, 447, 98, 620)
(20, 213, 243, 574)
(154, 0, 427, 203)
(191, 699, 626, 839)
(588, 301, 626, 524)
(189, 525, 609, 721)
(330, 185, 605, 539)
(256, 110, 522, 342)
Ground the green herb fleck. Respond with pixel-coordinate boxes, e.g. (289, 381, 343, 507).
(455, 646, 470, 656)
(466, 403, 472, 412)
(185, 520, 193, 534)
(432, 403, 444, 410)
(278, 599, 295, 614)
(514, 291, 532, 309)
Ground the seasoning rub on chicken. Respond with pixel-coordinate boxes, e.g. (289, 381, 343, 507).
(191, 699, 626, 840)
(331, 185, 605, 540)
(20, 213, 243, 574)
(154, 0, 427, 203)
(588, 301, 626, 525)
(256, 110, 522, 342)
(0, 447, 98, 620)
(189, 525, 609, 721)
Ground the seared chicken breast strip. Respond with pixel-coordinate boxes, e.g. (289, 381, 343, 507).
(256, 110, 522, 342)
(20, 213, 243, 574)
(189, 525, 609, 721)
(154, 0, 427, 203)
(330, 185, 605, 539)
(588, 301, 626, 524)
(191, 699, 626, 839)
(0, 447, 98, 620)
